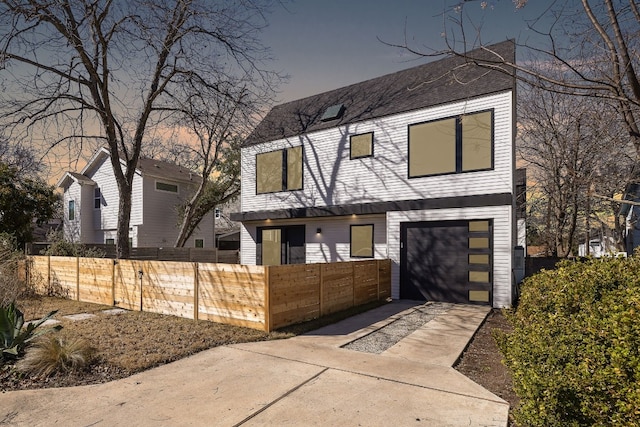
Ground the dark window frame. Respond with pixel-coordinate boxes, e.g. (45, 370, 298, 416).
(68, 200, 75, 221)
(155, 180, 179, 193)
(255, 146, 304, 194)
(94, 188, 101, 209)
(408, 109, 494, 179)
(350, 224, 375, 258)
(350, 132, 374, 159)
(195, 238, 204, 248)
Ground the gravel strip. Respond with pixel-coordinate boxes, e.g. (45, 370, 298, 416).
(342, 302, 454, 354)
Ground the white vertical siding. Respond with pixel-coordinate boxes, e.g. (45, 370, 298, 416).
(62, 181, 82, 243)
(387, 206, 513, 308)
(241, 92, 513, 212)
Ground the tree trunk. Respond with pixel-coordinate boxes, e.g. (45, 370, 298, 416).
(116, 183, 132, 259)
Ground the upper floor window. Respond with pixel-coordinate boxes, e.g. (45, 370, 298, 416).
(156, 181, 178, 193)
(68, 200, 75, 221)
(94, 188, 101, 209)
(350, 132, 373, 159)
(256, 146, 303, 194)
(408, 110, 493, 178)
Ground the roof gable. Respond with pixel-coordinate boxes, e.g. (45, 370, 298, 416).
(245, 40, 515, 146)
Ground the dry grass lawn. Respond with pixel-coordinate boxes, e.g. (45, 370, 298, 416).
(1, 296, 384, 391)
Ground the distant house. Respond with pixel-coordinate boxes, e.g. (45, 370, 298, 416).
(57, 147, 215, 248)
(621, 182, 640, 254)
(232, 40, 523, 308)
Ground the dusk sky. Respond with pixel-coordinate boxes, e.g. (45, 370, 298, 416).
(261, 0, 555, 103)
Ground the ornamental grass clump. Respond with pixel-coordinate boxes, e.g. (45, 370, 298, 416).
(17, 335, 94, 377)
(496, 255, 640, 427)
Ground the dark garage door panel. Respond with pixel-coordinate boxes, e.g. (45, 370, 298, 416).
(400, 220, 492, 304)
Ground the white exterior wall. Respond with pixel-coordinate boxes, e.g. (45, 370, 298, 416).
(387, 206, 513, 308)
(241, 92, 513, 212)
(137, 177, 215, 248)
(240, 214, 387, 265)
(238, 90, 515, 308)
(62, 181, 83, 243)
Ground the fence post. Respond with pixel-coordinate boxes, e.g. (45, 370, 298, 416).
(264, 266, 271, 332)
(76, 256, 80, 301)
(193, 262, 199, 321)
(352, 261, 356, 309)
(319, 264, 324, 317)
(111, 259, 117, 306)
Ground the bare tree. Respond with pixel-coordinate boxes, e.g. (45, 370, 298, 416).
(519, 84, 635, 256)
(0, 0, 281, 258)
(389, 1, 640, 158)
(145, 83, 246, 247)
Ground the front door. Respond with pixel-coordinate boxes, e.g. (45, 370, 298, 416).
(257, 225, 305, 265)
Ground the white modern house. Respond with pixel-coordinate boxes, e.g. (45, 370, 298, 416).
(231, 41, 522, 308)
(58, 147, 216, 248)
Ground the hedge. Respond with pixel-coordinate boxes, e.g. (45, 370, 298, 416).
(497, 255, 640, 426)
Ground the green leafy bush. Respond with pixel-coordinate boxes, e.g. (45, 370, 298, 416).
(497, 256, 640, 426)
(41, 230, 105, 258)
(17, 335, 94, 376)
(0, 302, 62, 360)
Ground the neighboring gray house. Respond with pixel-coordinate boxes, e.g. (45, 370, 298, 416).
(57, 147, 216, 248)
(232, 40, 521, 308)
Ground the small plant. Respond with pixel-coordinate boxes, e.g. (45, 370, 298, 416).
(17, 335, 94, 377)
(0, 302, 62, 360)
(0, 233, 28, 306)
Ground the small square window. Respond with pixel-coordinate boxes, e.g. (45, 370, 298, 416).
(195, 239, 204, 248)
(350, 132, 373, 159)
(351, 224, 374, 258)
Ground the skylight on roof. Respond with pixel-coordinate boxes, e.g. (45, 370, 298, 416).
(320, 103, 345, 121)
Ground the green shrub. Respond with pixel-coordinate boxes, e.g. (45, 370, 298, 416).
(497, 256, 640, 426)
(17, 335, 94, 376)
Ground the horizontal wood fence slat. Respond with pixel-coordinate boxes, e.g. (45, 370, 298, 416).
(26, 256, 391, 332)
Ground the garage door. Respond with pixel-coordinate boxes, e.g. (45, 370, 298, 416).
(400, 220, 492, 305)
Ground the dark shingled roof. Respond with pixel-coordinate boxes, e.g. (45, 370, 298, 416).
(137, 157, 201, 183)
(245, 40, 515, 146)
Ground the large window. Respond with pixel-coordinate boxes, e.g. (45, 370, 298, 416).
(350, 132, 373, 159)
(68, 200, 75, 221)
(351, 224, 374, 258)
(409, 110, 493, 178)
(256, 146, 303, 194)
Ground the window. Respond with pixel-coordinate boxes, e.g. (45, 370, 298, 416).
(156, 181, 178, 193)
(350, 132, 373, 159)
(214, 208, 221, 219)
(94, 188, 101, 209)
(261, 228, 282, 265)
(351, 224, 374, 258)
(105, 238, 115, 245)
(195, 239, 204, 248)
(256, 146, 303, 194)
(68, 200, 75, 221)
(409, 110, 493, 178)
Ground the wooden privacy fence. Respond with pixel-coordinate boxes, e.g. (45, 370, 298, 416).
(26, 256, 391, 332)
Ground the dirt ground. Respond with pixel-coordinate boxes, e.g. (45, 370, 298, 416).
(454, 309, 519, 424)
(3, 297, 518, 422)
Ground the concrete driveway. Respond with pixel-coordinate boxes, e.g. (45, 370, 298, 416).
(0, 302, 509, 426)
